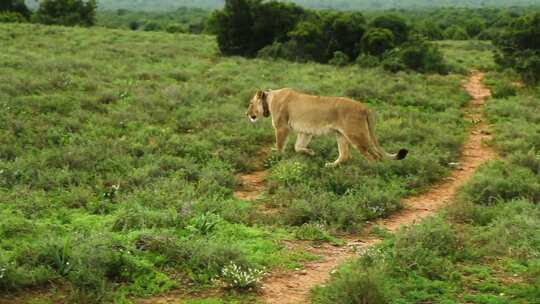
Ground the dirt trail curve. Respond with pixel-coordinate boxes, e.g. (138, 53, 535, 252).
(259, 71, 497, 304)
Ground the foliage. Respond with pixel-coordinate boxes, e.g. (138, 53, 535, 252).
(360, 28, 395, 56)
(399, 38, 449, 74)
(329, 51, 350, 66)
(0, 11, 26, 23)
(370, 14, 409, 44)
(494, 12, 540, 85)
(444, 25, 470, 40)
(0, 0, 30, 19)
(94, 0, 540, 11)
(34, 0, 97, 27)
(97, 7, 209, 34)
(210, 0, 305, 57)
(465, 18, 486, 38)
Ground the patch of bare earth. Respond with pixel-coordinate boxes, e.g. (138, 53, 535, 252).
(233, 170, 267, 201)
(259, 71, 497, 304)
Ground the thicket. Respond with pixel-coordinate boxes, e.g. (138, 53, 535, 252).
(0, 0, 30, 20)
(494, 12, 540, 85)
(34, 0, 97, 26)
(0, 0, 97, 27)
(211, 0, 449, 73)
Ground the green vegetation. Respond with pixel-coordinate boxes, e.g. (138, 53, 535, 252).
(312, 59, 540, 304)
(94, 0, 540, 11)
(0, 0, 30, 19)
(33, 0, 97, 26)
(96, 7, 209, 33)
(0, 22, 471, 302)
(2, 1, 539, 302)
(212, 1, 449, 73)
(495, 12, 540, 85)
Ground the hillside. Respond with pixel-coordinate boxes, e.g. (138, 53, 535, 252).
(94, 0, 540, 11)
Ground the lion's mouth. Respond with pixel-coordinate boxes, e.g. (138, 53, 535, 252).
(250, 116, 257, 122)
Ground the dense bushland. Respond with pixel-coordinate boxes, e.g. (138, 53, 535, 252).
(211, 0, 449, 73)
(0, 0, 30, 20)
(494, 12, 540, 85)
(31, 0, 97, 26)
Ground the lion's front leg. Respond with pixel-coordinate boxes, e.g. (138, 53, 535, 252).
(274, 127, 289, 153)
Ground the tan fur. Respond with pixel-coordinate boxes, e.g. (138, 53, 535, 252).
(246, 88, 407, 167)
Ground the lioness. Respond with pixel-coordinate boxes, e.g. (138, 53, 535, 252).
(246, 88, 408, 167)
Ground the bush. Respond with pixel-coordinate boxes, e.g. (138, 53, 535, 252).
(460, 160, 540, 205)
(329, 51, 350, 66)
(370, 14, 409, 44)
(400, 38, 449, 74)
(381, 50, 406, 73)
(418, 20, 444, 40)
(355, 53, 379, 68)
(360, 28, 395, 56)
(165, 23, 185, 33)
(392, 217, 460, 279)
(257, 41, 301, 62)
(128, 20, 141, 30)
(491, 82, 518, 99)
(0, 0, 30, 19)
(312, 263, 394, 304)
(211, 0, 305, 57)
(465, 19, 486, 38)
(34, 0, 97, 27)
(0, 11, 26, 23)
(143, 22, 162, 31)
(444, 25, 469, 40)
(287, 20, 327, 62)
(219, 262, 266, 290)
(327, 12, 366, 60)
(494, 13, 540, 85)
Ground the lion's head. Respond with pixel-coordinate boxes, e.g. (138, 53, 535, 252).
(246, 90, 270, 122)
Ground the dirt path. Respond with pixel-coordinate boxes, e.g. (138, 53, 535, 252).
(233, 170, 267, 200)
(259, 71, 497, 304)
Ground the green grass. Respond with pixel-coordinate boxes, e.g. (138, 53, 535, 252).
(312, 68, 540, 304)
(0, 24, 472, 302)
(436, 40, 497, 73)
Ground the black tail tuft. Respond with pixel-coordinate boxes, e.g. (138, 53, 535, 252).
(396, 149, 408, 160)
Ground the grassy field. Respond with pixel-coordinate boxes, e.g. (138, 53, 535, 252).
(0, 23, 486, 303)
(312, 64, 540, 303)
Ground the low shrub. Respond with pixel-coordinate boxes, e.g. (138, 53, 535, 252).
(312, 263, 394, 304)
(0, 11, 26, 23)
(459, 160, 540, 205)
(329, 51, 350, 66)
(219, 262, 266, 290)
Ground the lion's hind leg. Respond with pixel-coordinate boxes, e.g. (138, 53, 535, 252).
(325, 133, 351, 167)
(342, 131, 378, 163)
(295, 133, 315, 156)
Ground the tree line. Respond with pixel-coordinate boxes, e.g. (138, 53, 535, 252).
(209, 0, 448, 73)
(0, 0, 96, 26)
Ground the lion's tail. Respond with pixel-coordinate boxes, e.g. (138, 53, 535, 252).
(366, 112, 408, 161)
